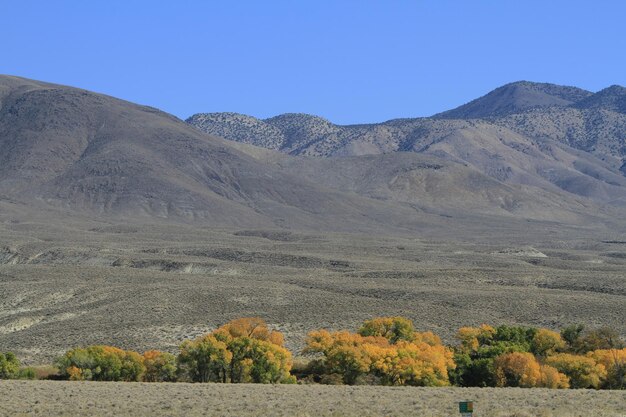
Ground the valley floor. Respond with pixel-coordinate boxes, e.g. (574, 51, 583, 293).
(1, 381, 624, 417)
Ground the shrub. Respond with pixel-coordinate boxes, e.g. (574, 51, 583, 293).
(0, 352, 20, 379)
(17, 367, 36, 380)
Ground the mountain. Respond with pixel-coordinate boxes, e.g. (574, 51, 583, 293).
(0, 75, 449, 234)
(2, 75, 625, 238)
(187, 81, 626, 207)
(573, 85, 626, 114)
(185, 112, 285, 149)
(433, 81, 593, 119)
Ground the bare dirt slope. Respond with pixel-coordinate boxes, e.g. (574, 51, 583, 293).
(1, 381, 624, 417)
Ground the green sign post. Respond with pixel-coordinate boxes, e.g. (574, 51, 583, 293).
(459, 400, 473, 416)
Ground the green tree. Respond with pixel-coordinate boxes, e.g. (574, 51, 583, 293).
(561, 324, 584, 351)
(0, 352, 20, 379)
(577, 327, 624, 353)
(143, 350, 177, 382)
(177, 335, 231, 383)
(545, 353, 607, 389)
(57, 346, 145, 382)
(452, 325, 533, 387)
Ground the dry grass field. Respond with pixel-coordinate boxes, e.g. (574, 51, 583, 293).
(0, 381, 624, 417)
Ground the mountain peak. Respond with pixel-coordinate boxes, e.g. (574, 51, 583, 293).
(433, 81, 593, 119)
(264, 113, 333, 125)
(186, 112, 285, 149)
(573, 84, 626, 113)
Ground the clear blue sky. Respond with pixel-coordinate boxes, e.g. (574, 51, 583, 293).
(2, 1, 625, 124)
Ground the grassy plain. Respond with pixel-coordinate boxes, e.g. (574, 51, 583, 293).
(0, 381, 625, 417)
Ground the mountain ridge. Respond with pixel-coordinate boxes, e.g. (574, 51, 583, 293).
(188, 81, 626, 208)
(1, 75, 625, 237)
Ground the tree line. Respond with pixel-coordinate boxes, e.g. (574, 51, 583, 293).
(1, 317, 624, 389)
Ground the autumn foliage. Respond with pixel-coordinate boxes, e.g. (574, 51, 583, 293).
(493, 352, 569, 388)
(304, 317, 455, 386)
(177, 317, 295, 384)
(544, 353, 607, 389)
(2, 318, 622, 389)
(57, 345, 145, 381)
(143, 350, 177, 382)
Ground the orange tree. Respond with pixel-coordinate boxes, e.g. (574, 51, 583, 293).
(493, 351, 569, 388)
(304, 317, 455, 386)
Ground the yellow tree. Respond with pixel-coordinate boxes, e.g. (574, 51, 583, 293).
(456, 324, 496, 353)
(214, 317, 284, 347)
(588, 348, 626, 389)
(305, 320, 454, 386)
(371, 340, 455, 386)
(305, 330, 388, 384)
(545, 353, 607, 389)
(177, 335, 232, 383)
(539, 364, 570, 388)
(531, 329, 565, 357)
(180, 318, 294, 384)
(57, 345, 145, 382)
(358, 317, 416, 343)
